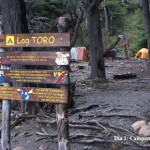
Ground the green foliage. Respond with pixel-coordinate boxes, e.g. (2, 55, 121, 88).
(28, 0, 148, 53)
(101, 0, 147, 53)
(30, 0, 66, 17)
(123, 7, 147, 51)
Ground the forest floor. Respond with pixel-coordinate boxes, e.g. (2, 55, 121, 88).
(1, 57, 150, 150)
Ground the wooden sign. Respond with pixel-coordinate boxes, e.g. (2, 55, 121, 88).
(0, 33, 70, 47)
(0, 51, 70, 66)
(0, 87, 68, 103)
(0, 70, 68, 84)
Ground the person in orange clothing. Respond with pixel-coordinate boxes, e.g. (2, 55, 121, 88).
(135, 48, 148, 59)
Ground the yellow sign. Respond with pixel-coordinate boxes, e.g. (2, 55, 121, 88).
(6, 36, 14, 45)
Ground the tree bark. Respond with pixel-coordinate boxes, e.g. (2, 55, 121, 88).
(0, 1, 29, 149)
(104, 0, 110, 33)
(141, 0, 150, 59)
(81, 0, 106, 79)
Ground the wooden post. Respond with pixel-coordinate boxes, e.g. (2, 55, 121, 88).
(56, 17, 70, 150)
(0, 21, 11, 150)
(0, 50, 11, 150)
(122, 35, 129, 58)
(1, 95, 11, 150)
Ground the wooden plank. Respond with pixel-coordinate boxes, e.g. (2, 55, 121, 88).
(0, 87, 68, 103)
(0, 51, 70, 66)
(0, 33, 70, 47)
(0, 69, 69, 84)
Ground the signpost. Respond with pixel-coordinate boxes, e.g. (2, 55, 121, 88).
(0, 32, 70, 150)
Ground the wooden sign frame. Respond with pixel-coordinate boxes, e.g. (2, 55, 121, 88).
(0, 69, 69, 84)
(0, 51, 70, 66)
(0, 33, 70, 47)
(0, 86, 68, 103)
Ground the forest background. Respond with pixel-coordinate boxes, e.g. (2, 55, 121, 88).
(21, 0, 146, 54)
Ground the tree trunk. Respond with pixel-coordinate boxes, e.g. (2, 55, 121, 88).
(104, 0, 110, 33)
(0, 1, 24, 149)
(81, 0, 106, 79)
(141, 0, 150, 59)
(0, 0, 35, 113)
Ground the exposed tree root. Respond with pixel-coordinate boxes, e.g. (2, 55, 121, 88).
(72, 138, 130, 146)
(69, 104, 101, 115)
(79, 113, 146, 120)
(11, 114, 36, 129)
(36, 119, 56, 125)
(69, 124, 102, 130)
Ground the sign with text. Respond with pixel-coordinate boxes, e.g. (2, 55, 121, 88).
(0, 33, 70, 47)
(0, 51, 70, 66)
(0, 70, 68, 84)
(0, 87, 68, 103)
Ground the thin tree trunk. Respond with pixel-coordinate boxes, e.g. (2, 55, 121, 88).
(104, 0, 110, 33)
(71, 8, 84, 47)
(141, 0, 150, 59)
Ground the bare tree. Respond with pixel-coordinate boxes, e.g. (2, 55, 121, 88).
(81, 0, 106, 79)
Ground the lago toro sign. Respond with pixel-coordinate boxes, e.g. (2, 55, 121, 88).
(0, 33, 70, 47)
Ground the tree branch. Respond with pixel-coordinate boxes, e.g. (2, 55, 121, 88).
(103, 36, 121, 56)
(71, 7, 84, 47)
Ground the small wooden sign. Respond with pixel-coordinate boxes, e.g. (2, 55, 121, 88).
(0, 87, 68, 103)
(0, 70, 68, 84)
(0, 51, 70, 66)
(0, 33, 70, 47)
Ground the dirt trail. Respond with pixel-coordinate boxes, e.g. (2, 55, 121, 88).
(1, 58, 150, 150)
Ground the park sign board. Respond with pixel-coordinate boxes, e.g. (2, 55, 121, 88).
(0, 87, 68, 103)
(0, 70, 69, 84)
(0, 51, 70, 66)
(0, 33, 70, 47)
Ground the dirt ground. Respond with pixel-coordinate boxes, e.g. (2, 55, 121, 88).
(1, 57, 150, 150)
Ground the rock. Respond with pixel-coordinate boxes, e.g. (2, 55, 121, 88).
(39, 145, 48, 150)
(138, 125, 150, 136)
(132, 120, 147, 134)
(84, 146, 92, 150)
(13, 147, 25, 150)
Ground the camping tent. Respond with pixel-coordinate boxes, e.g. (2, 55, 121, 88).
(135, 48, 148, 59)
